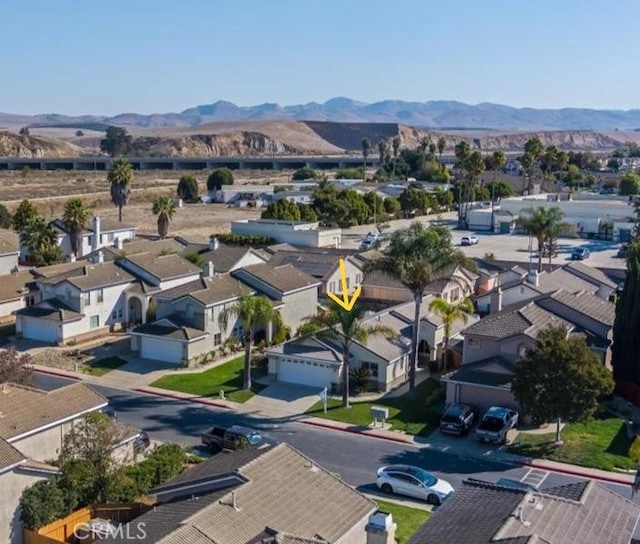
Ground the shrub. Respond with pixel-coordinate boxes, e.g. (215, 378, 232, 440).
(207, 167, 234, 192)
(349, 367, 371, 395)
(213, 233, 275, 246)
(629, 436, 640, 463)
(177, 174, 199, 202)
(20, 478, 70, 530)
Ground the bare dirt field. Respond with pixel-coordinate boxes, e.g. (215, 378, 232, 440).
(0, 169, 295, 239)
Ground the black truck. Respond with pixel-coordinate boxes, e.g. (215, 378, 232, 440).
(201, 424, 267, 453)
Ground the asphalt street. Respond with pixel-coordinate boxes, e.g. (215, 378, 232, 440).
(35, 373, 637, 504)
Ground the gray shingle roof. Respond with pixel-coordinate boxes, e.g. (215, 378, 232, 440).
(409, 479, 640, 544)
(132, 317, 208, 342)
(186, 245, 265, 274)
(267, 339, 342, 364)
(442, 357, 516, 388)
(232, 264, 320, 295)
(534, 268, 601, 295)
(16, 298, 83, 322)
(565, 261, 617, 289)
(64, 262, 135, 291)
(0, 437, 25, 473)
(157, 275, 250, 306)
(123, 253, 201, 282)
(266, 251, 340, 279)
(0, 383, 107, 440)
(0, 270, 31, 303)
(541, 289, 616, 325)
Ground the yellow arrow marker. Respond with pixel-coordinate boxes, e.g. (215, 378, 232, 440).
(327, 258, 362, 311)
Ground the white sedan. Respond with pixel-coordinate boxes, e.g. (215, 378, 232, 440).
(376, 465, 454, 505)
(461, 235, 479, 246)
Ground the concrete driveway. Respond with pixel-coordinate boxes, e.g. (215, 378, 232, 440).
(244, 382, 323, 417)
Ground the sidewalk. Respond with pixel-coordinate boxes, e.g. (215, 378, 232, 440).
(33, 364, 637, 487)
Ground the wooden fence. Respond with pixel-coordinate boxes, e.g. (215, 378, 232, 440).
(23, 503, 151, 544)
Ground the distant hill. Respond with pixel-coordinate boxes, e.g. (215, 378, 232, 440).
(2, 97, 640, 131)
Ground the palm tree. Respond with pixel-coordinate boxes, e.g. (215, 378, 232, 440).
(219, 291, 279, 390)
(516, 206, 568, 272)
(361, 138, 371, 183)
(108, 158, 133, 222)
(62, 198, 91, 258)
(367, 223, 468, 396)
(152, 195, 177, 239)
(437, 137, 446, 169)
(428, 297, 474, 370)
(20, 215, 62, 266)
(391, 136, 402, 179)
(377, 140, 388, 169)
(299, 300, 396, 408)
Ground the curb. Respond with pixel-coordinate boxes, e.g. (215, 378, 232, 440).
(302, 419, 414, 445)
(33, 367, 82, 381)
(133, 387, 232, 410)
(517, 459, 633, 487)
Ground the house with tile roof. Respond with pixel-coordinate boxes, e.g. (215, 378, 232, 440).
(408, 478, 640, 544)
(443, 288, 616, 412)
(104, 443, 377, 544)
(130, 263, 319, 365)
(0, 270, 33, 322)
(180, 236, 268, 273)
(0, 382, 109, 544)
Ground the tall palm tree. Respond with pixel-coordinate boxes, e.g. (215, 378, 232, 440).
(391, 136, 402, 179)
(219, 291, 279, 390)
(437, 137, 447, 169)
(377, 140, 388, 169)
(361, 138, 371, 183)
(428, 297, 474, 370)
(367, 223, 468, 396)
(62, 198, 91, 258)
(299, 300, 396, 408)
(20, 215, 62, 266)
(152, 195, 177, 239)
(108, 158, 133, 222)
(516, 206, 568, 272)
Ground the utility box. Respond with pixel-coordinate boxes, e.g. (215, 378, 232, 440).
(371, 406, 389, 421)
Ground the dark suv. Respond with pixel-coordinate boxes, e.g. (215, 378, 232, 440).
(439, 404, 478, 435)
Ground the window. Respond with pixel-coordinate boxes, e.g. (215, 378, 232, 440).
(329, 281, 336, 293)
(467, 337, 481, 350)
(82, 292, 91, 306)
(214, 333, 222, 346)
(346, 277, 350, 290)
(117, 309, 122, 319)
(362, 362, 379, 378)
(451, 287, 460, 301)
(90, 315, 100, 329)
(96, 289, 104, 303)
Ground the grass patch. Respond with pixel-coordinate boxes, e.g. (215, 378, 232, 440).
(306, 378, 444, 436)
(509, 415, 635, 471)
(150, 356, 265, 403)
(83, 356, 128, 376)
(374, 500, 430, 544)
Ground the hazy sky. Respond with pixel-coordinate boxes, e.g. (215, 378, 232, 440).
(3, 0, 639, 115)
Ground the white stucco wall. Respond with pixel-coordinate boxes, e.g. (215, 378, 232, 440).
(1, 467, 49, 544)
(0, 298, 25, 319)
(10, 421, 75, 461)
(324, 259, 363, 297)
(0, 252, 19, 275)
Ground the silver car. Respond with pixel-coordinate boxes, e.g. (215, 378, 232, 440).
(376, 465, 454, 505)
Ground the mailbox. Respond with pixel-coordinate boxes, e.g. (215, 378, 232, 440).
(371, 406, 389, 421)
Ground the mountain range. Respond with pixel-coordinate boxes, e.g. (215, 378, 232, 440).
(3, 98, 640, 131)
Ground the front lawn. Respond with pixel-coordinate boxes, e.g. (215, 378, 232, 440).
(82, 356, 127, 376)
(508, 415, 635, 471)
(306, 378, 444, 436)
(374, 500, 430, 544)
(150, 356, 265, 403)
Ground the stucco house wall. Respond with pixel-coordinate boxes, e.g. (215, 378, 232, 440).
(11, 420, 77, 461)
(0, 252, 19, 275)
(2, 468, 50, 544)
(279, 288, 318, 333)
(445, 381, 519, 413)
(323, 259, 363, 297)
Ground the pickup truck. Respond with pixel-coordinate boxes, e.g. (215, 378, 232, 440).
(201, 424, 267, 453)
(474, 406, 519, 444)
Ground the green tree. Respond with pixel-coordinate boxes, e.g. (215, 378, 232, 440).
(516, 206, 567, 272)
(458, 150, 485, 224)
(383, 196, 401, 217)
(485, 150, 507, 181)
(428, 297, 474, 370)
(565, 164, 584, 190)
(108, 157, 133, 222)
(152, 195, 177, 239)
(437, 137, 447, 168)
(368, 223, 467, 396)
(335, 167, 363, 180)
(399, 186, 432, 216)
(618, 172, 640, 196)
(391, 136, 402, 178)
(262, 199, 302, 221)
(12, 199, 38, 232)
(523, 135, 544, 193)
(0, 347, 34, 386)
(0, 204, 12, 229)
(291, 166, 320, 181)
(219, 291, 279, 390)
(177, 174, 199, 201)
(299, 300, 396, 408)
(485, 181, 514, 200)
(298, 203, 318, 222)
(512, 325, 614, 443)
(612, 240, 640, 384)
(58, 411, 121, 505)
(20, 478, 69, 530)
(378, 140, 389, 168)
(62, 198, 91, 257)
(100, 126, 133, 157)
(207, 167, 234, 191)
(20, 216, 64, 266)
(361, 137, 371, 183)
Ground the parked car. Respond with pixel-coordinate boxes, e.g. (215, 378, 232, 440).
(359, 232, 380, 250)
(439, 404, 478, 435)
(461, 235, 479, 246)
(376, 465, 454, 505)
(201, 424, 272, 453)
(474, 406, 519, 444)
(570, 248, 590, 260)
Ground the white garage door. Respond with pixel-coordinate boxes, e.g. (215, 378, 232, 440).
(278, 359, 334, 388)
(21, 317, 58, 344)
(140, 336, 184, 364)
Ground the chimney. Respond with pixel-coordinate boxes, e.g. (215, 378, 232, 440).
(115, 237, 124, 250)
(97, 250, 104, 265)
(92, 216, 101, 251)
(490, 287, 503, 313)
(527, 270, 539, 287)
(366, 511, 396, 544)
(232, 491, 240, 511)
(209, 237, 220, 251)
(204, 261, 214, 278)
